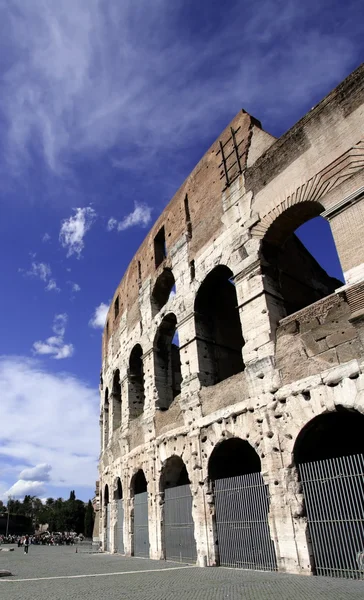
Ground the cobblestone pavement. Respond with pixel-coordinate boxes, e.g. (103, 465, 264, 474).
(0, 545, 363, 600)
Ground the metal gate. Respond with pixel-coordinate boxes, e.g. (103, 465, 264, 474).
(214, 472, 277, 570)
(105, 505, 111, 552)
(164, 484, 197, 563)
(116, 499, 124, 554)
(134, 491, 149, 557)
(299, 453, 364, 579)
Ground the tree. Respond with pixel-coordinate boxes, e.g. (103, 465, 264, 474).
(84, 500, 94, 538)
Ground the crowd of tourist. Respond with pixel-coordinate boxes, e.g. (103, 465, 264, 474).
(0, 532, 84, 546)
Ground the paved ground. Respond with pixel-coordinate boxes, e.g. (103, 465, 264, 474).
(0, 544, 363, 600)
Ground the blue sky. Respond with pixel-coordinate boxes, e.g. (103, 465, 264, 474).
(0, 0, 362, 504)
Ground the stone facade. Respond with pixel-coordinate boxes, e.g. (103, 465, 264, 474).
(98, 64, 364, 575)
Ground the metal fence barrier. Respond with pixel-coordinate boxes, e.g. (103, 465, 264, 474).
(299, 453, 364, 579)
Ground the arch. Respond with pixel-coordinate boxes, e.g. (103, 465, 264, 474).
(131, 469, 148, 497)
(194, 265, 244, 387)
(154, 313, 182, 409)
(111, 369, 122, 430)
(103, 483, 111, 552)
(208, 437, 261, 482)
(114, 477, 123, 500)
(130, 469, 149, 558)
(104, 484, 109, 506)
(260, 202, 343, 318)
(103, 388, 109, 449)
(128, 345, 145, 419)
(114, 477, 124, 554)
(159, 455, 190, 492)
(151, 268, 176, 315)
(159, 456, 196, 563)
(293, 407, 364, 466)
(207, 437, 276, 571)
(292, 408, 364, 578)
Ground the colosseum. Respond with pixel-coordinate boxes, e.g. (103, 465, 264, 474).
(98, 64, 364, 578)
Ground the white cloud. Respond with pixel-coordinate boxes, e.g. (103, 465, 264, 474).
(0, 356, 99, 500)
(19, 463, 52, 482)
(42, 233, 51, 242)
(108, 202, 152, 232)
(25, 261, 51, 282)
(0, 1, 359, 176)
(32, 313, 74, 360)
(59, 207, 96, 258)
(45, 278, 60, 293)
(20, 260, 60, 292)
(68, 281, 81, 293)
(89, 302, 108, 329)
(6, 480, 46, 499)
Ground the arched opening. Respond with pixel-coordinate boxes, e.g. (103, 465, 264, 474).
(194, 265, 244, 387)
(159, 456, 196, 563)
(104, 484, 111, 552)
(154, 313, 182, 409)
(208, 437, 276, 571)
(151, 268, 176, 315)
(128, 345, 145, 419)
(293, 408, 364, 578)
(261, 203, 344, 319)
(103, 389, 109, 449)
(111, 369, 122, 430)
(114, 477, 124, 554)
(131, 469, 149, 558)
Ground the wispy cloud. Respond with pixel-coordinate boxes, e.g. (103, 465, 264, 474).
(68, 281, 81, 293)
(32, 313, 74, 359)
(45, 278, 60, 293)
(20, 260, 60, 292)
(0, 1, 361, 176)
(108, 202, 152, 232)
(59, 207, 96, 258)
(89, 302, 108, 329)
(42, 233, 51, 243)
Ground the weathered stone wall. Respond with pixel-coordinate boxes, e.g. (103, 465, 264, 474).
(98, 64, 364, 575)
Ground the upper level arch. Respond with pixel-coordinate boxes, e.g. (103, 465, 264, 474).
(111, 369, 122, 430)
(194, 265, 244, 387)
(104, 484, 109, 506)
(151, 269, 176, 316)
(128, 344, 145, 420)
(259, 201, 343, 318)
(154, 313, 181, 410)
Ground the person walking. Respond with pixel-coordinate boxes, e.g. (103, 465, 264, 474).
(24, 534, 29, 554)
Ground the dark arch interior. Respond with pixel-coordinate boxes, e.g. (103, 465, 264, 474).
(261, 203, 343, 318)
(132, 470, 147, 495)
(294, 408, 364, 465)
(129, 344, 145, 419)
(112, 370, 122, 430)
(115, 478, 123, 500)
(194, 265, 244, 387)
(104, 484, 109, 506)
(154, 313, 182, 409)
(208, 437, 261, 481)
(160, 455, 190, 491)
(152, 268, 175, 315)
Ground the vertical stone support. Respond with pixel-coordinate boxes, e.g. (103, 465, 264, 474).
(178, 312, 204, 394)
(147, 463, 160, 560)
(120, 376, 129, 424)
(110, 497, 118, 553)
(322, 192, 364, 285)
